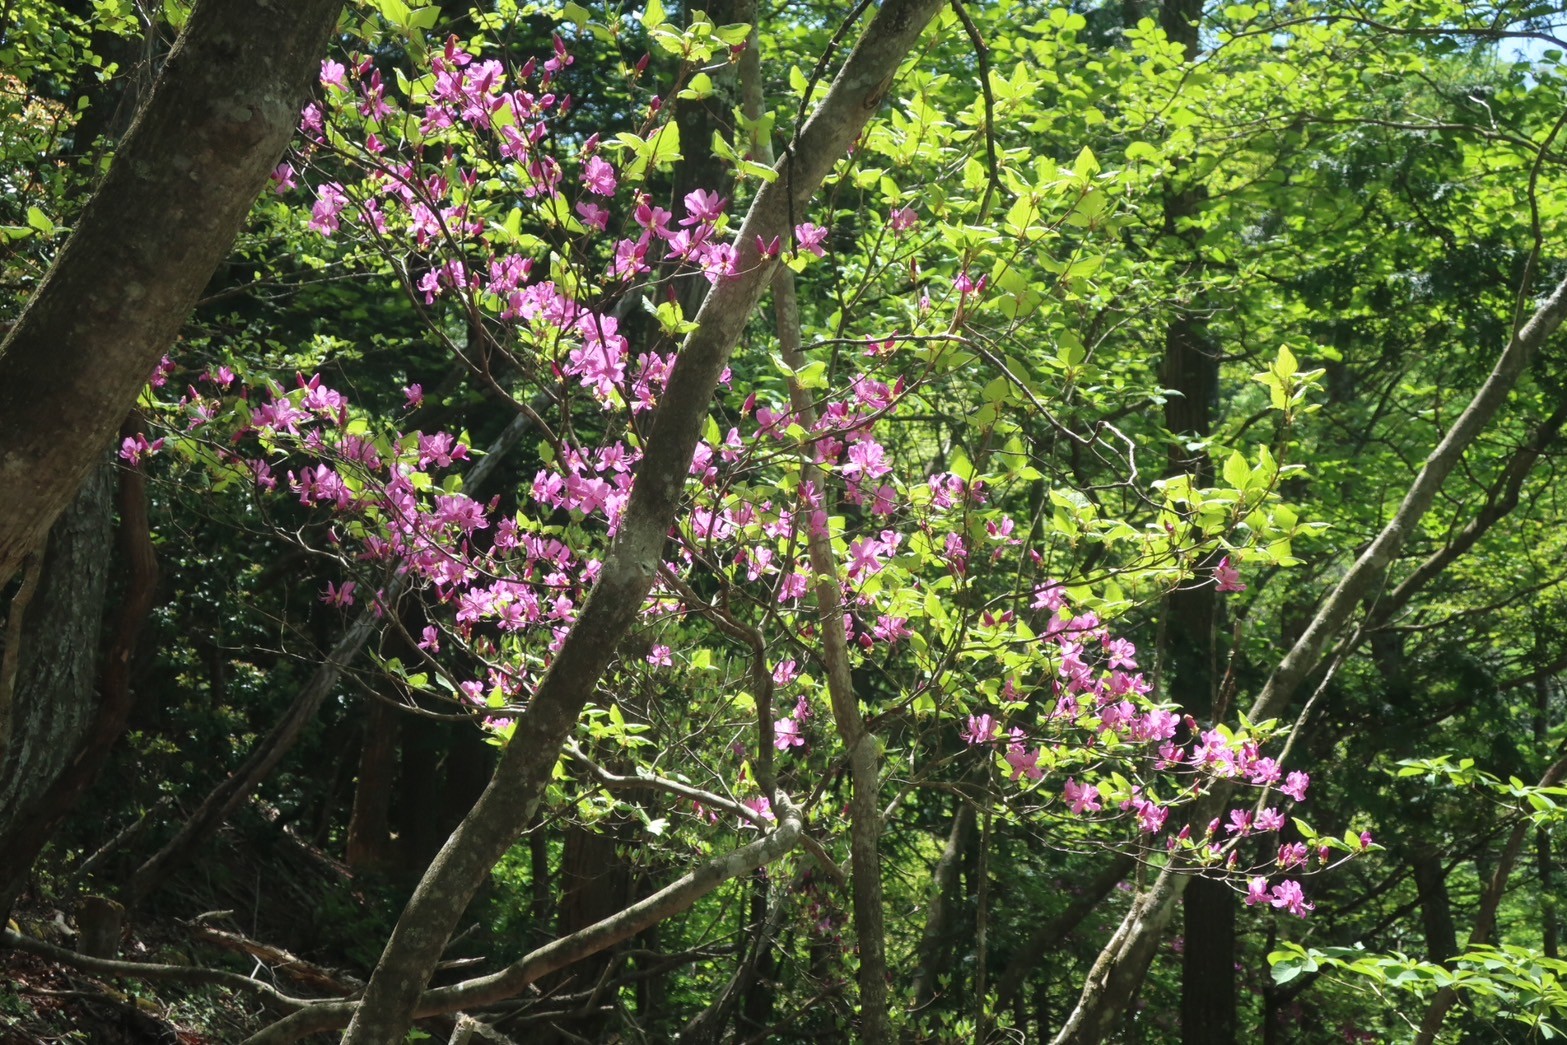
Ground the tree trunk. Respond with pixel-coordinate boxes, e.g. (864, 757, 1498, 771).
(347, 698, 400, 872)
(0, 460, 116, 915)
(911, 801, 976, 1006)
(0, 0, 344, 590)
(1410, 851, 1457, 963)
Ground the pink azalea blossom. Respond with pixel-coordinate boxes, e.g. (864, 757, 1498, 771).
(581, 155, 617, 195)
(794, 222, 829, 257)
(774, 717, 804, 750)
(1214, 555, 1246, 592)
(1064, 778, 1101, 814)
(1269, 879, 1314, 917)
(1280, 771, 1310, 802)
(961, 714, 997, 745)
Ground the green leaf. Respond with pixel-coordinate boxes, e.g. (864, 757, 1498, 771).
(1223, 450, 1250, 490)
(678, 72, 714, 100)
(25, 207, 54, 236)
(641, 0, 665, 30)
(406, 5, 440, 29)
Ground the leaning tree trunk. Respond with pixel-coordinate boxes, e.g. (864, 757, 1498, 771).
(0, 0, 344, 590)
(332, 5, 949, 1041)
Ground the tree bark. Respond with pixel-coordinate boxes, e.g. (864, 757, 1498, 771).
(347, 697, 400, 872)
(0, 0, 344, 590)
(332, 5, 947, 1040)
(0, 431, 158, 919)
(1138, 1, 1237, 1034)
(1409, 851, 1457, 963)
(911, 801, 977, 1006)
(0, 459, 116, 915)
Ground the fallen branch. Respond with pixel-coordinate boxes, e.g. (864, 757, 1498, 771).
(2, 928, 313, 1011)
(187, 923, 362, 996)
(243, 800, 804, 1043)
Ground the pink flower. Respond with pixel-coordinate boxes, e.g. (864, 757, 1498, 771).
(321, 580, 356, 607)
(320, 59, 347, 89)
(1269, 879, 1314, 917)
(954, 270, 986, 295)
(1255, 807, 1286, 832)
(299, 102, 324, 138)
(889, 207, 917, 232)
(575, 200, 609, 231)
(403, 384, 424, 410)
(1006, 744, 1043, 781)
(680, 188, 726, 226)
(582, 155, 617, 196)
(1244, 877, 1270, 906)
(118, 434, 164, 465)
(1063, 778, 1101, 815)
(308, 182, 349, 236)
(1280, 771, 1310, 802)
(647, 644, 673, 667)
(1133, 799, 1168, 834)
(794, 222, 829, 257)
(270, 162, 297, 194)
(872, 615, 911, 644)
(774, 717, 804, 750)
(1277, 843, 1308, 870)
(1214, 555, 1247, 592)
(741, 795, 775, 826)
(961, 714, 997, 745)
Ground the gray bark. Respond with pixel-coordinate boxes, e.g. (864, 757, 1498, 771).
(0, 461, 116, 858)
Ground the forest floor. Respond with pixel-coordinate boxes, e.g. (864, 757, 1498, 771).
(0, 813, 380, 1044)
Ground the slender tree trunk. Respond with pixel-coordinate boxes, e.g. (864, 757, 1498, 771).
(912, 801, 977, 1006)
(1145, 0, 1238, 1038)
(1053, 269, 1567, 1045)
(1535, 672, 1558, 959)
(347, 698, 400, 872)
(1410, 851, 1457, 963)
